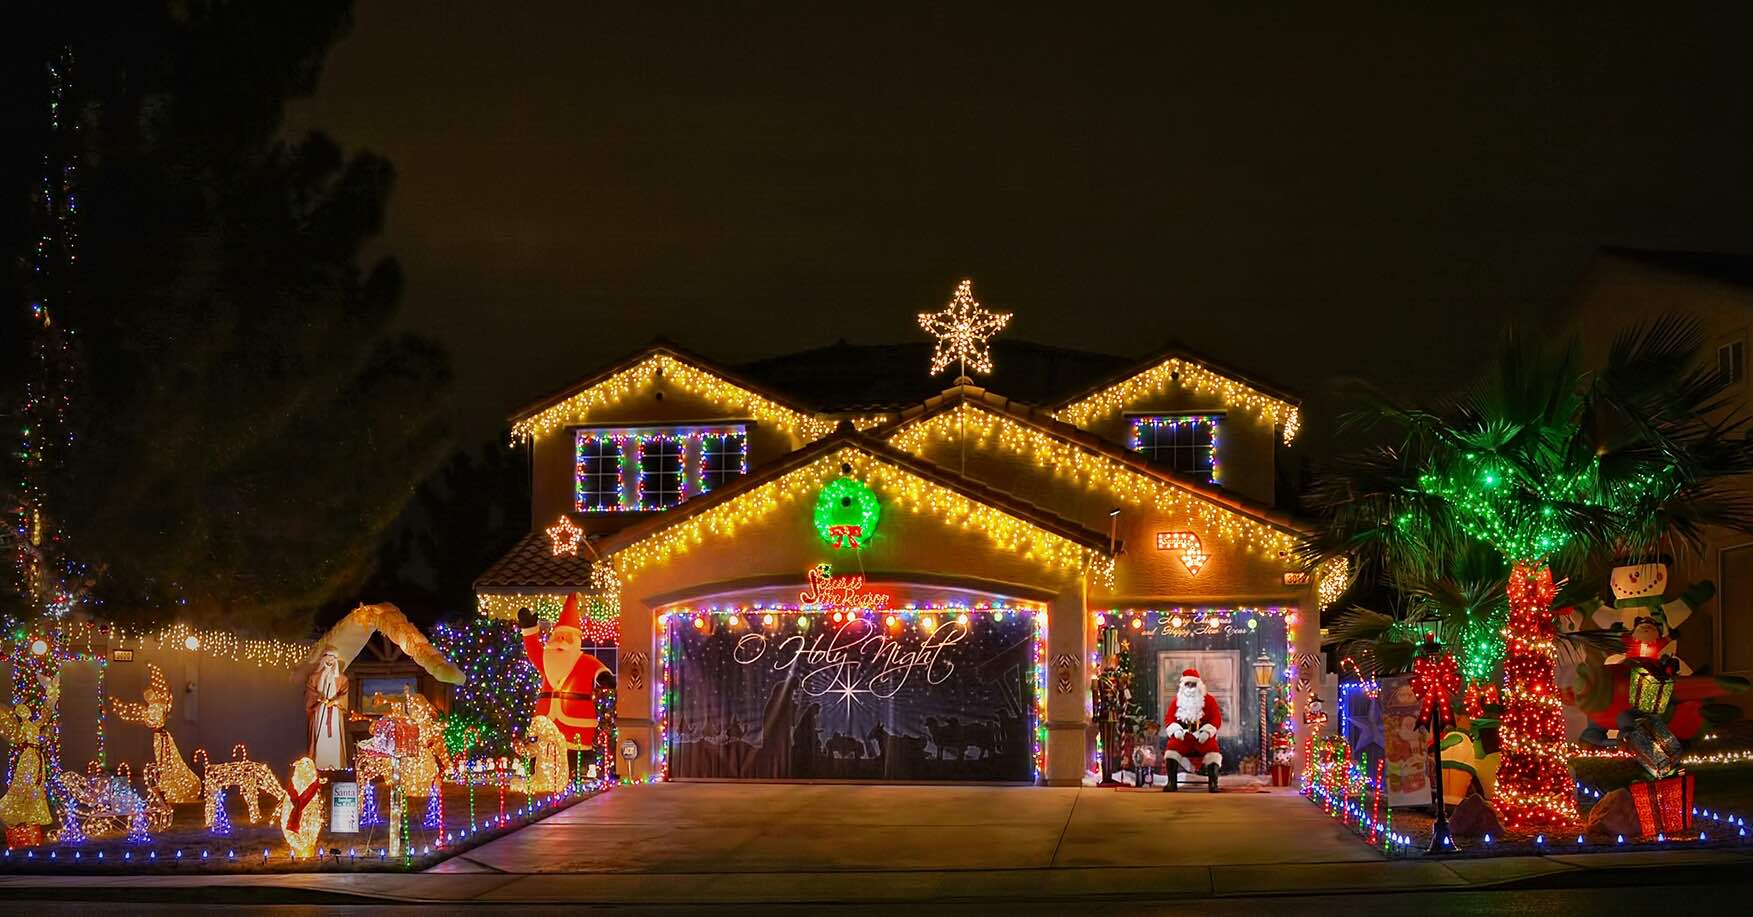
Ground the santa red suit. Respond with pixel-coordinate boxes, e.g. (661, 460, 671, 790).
(519, 593, 612, 749)
(1162, 667, 1223, 772)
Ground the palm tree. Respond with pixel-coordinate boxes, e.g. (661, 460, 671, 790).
(1304, 315, 1753, 828)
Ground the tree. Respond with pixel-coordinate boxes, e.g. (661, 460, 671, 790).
(6, 3, 450, 633)
(1304, 316, 1753, 827)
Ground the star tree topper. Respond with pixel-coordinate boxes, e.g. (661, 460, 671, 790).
(918, 279, 1011, 379)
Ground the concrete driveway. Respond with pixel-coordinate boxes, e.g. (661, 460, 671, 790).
(431, 783, 1380, 874)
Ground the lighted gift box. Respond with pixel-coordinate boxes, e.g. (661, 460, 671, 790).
(5, 824, 43, 850)
(1629, 772, 1694, 838)
(1622, 714, 1683, 778)
(1628, 666, 1675, 715)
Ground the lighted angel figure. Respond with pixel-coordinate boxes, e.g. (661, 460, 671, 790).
(0, 672, 60, 828)
(110, 663, 201, 804)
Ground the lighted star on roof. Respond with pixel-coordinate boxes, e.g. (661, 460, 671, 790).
(918, 279, 1011, 378)
(547, 515, 584, 556)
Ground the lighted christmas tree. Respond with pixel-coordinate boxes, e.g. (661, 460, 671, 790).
(209, 788, 233, 837)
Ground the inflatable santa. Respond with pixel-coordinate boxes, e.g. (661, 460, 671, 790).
(1161, 667, 1222, 793)
(517, 593, 613, 750)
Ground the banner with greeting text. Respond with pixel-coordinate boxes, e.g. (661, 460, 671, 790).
(666, 614, 1037, 781)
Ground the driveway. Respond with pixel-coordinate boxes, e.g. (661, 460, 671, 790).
(430, 783, 1380, 874)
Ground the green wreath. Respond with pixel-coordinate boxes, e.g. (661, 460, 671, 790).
(814, 478, 881, 548)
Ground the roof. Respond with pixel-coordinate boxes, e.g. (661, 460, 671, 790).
(881, 384, 1311, 537)
(307, 603, 465, 685)
(474, 532, 596, 592)
(508, 339, 835, 442)
(1047, 343, 1305, 442)
(738, 339, 1134, 412)
(593, 424, 1115, 576)
(1597, 247, 1753, 291)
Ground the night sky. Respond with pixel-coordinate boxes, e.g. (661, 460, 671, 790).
(286, 4, 1753, 452)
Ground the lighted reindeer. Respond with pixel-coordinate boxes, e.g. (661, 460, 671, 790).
(196, 744, 289, 826)
(110, 663, 201, 805)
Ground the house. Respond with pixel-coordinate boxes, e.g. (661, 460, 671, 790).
(476, 329, 1330, 786)
(1560, 248, 1753, 696)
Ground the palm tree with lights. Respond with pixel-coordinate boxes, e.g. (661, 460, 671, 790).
(1305, 315, 1753, 828)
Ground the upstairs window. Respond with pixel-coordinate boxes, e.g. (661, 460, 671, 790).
(575, 434, 627, 511)
(1129, 414, 1220, 484)
(574, 425, 749, 512)
(698, 432, 749, 493)
(636, 434, 687, 510)
(1719, 339, 1745, 387)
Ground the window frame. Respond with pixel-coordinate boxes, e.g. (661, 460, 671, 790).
(1127, 413, 1222, 484)
(574, 432, 629, 512)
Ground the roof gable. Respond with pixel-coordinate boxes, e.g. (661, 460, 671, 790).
(1049, 347, 1303, 444)
(595, 427, 1115, 584)
(883, 386, 1306, 558)
(509, 341, 835, 443)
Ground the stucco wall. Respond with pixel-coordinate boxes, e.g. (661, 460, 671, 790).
(7, 647, 308, 784)
(1075, 388, 1282, 507)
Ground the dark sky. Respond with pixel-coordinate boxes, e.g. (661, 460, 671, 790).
(286, 3, 1753, 453)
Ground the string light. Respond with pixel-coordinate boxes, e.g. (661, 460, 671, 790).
(1494, 563, 1576, 828)
(610, 447, 1113, 584)
(888, 403, 1299, 556)
(546, 515, 584, 556)
(512, 352, 834, 444)
(1154, 531, 1208, 575)
(918, 279, 1011, 378)
(1314, 556, 1349, 610)
(49, 619, 312, 670)
(1055, 357, 1302, 445)
(1129, 415, 1222, 484)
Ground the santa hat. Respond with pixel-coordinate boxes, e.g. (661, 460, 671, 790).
(555, 592, 584, 634)
(1181, 667, 1202, 681)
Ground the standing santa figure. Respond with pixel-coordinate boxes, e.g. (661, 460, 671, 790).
(1161, 668, 1223, 793)
(517, 593, 613, 751)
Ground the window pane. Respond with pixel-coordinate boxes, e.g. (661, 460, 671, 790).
(1129, 415, 1220, 484)
(637, 434, 686, 510)
(574, 434, 626, 511)
(698, 432, 748, 493)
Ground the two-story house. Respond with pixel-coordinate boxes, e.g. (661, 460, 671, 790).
(475, 333, 1328, 786)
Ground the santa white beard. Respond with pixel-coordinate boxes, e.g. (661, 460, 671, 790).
(543, 640, 582, 688)
(1174, 682, 1205, 725)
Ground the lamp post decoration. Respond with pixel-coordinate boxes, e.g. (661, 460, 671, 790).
(1411, 631, 1461, 853)
(1253, 652, 1275, 775)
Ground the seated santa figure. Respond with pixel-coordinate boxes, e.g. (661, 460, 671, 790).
(1161, 667, 1222, 793)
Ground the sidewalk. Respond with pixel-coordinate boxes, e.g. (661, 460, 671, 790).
(1, 784, 1748, 904)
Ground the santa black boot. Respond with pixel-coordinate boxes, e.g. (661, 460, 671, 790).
(1205, 762, 1219, 793)
(1162, 759, 1179, 792)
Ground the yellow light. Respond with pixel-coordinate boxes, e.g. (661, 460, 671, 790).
(1054, 356, 1301, 445)
(183, 635, 201, 652)
(610, 447, 1111, 584)
(918, 279, 1011, 377)
(510, 352, 835, 444)
(762, 613, 775, 626)
(887, 403, 1299, 557)
(921, 615, 937, 632)
(957, 613, 969, 627)
(693, 617, 705, 630)
(885, 614, 898, 628)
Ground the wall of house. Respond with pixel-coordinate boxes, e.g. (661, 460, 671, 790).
(609, 472, 1092, 784)
(1074, 388, 1283, 507)
(6, 647, 308, 786)
(526, 379, 807, 535)
(905, 433, 1298, 603)
(1565, 255, 1753, 697)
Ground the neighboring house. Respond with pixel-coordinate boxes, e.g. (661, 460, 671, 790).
(476, 335, 1326, 785)
(1561, 247, 1753, 693)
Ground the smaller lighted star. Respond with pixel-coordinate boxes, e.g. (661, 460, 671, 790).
(547, 515, 584, 556)
(918, 278, 1011, 378)
(826, 671, 872, 716)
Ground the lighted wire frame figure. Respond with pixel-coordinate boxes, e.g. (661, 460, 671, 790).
(110, 663, 201, 805)
(0, 671, 60, 829)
